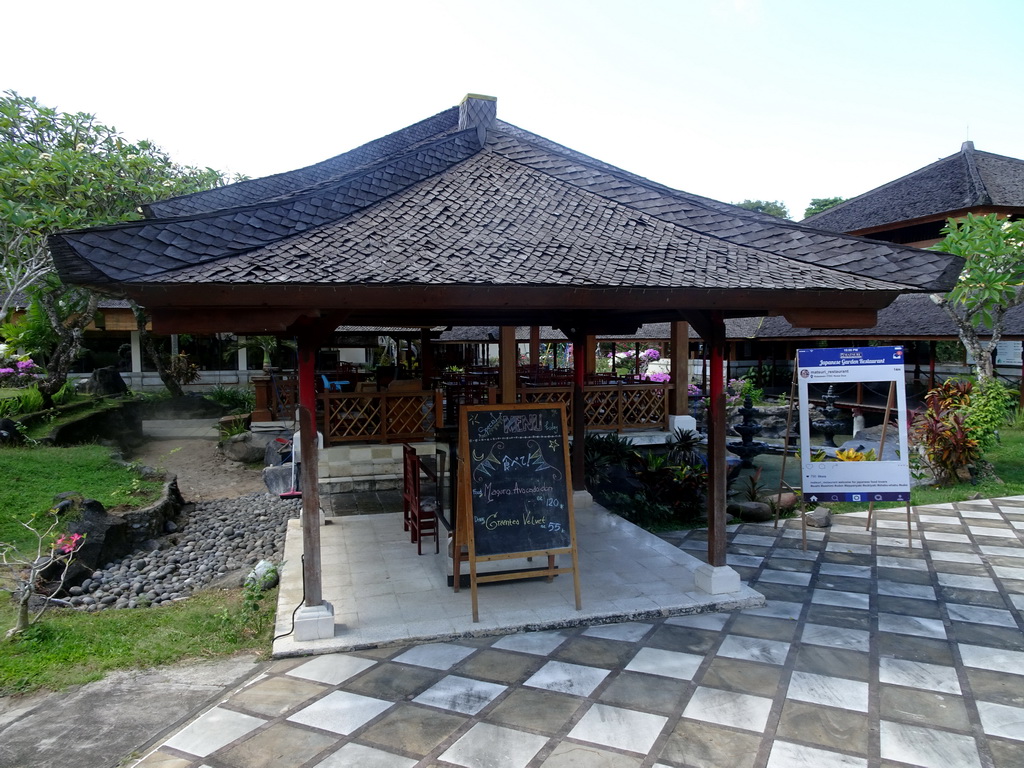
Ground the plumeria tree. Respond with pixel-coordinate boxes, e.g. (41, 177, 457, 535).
(0, 91, 233, 404)
(930, 214, 1024, 382)
(1, 508, 85, 638)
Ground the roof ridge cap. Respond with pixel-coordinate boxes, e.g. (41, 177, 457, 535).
(961, 141, 992, 206)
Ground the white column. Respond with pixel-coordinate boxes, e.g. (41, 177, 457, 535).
(130, 331, 143, 372)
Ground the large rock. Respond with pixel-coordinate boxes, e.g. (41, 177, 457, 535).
(0, 417, 23, 445)
(50, 497, 132, 587)
(262, 463, 301, 496)
(221, 431, 286, 464)
(727, 500, 773, 523)
(79, 366, 128, 396)
(805, 506, 832, 528)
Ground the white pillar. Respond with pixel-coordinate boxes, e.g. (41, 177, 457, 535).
(130, 331, 143, 372)
(236, 335, 248, 371)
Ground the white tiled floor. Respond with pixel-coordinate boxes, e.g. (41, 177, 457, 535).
(272, 499, 763, 656)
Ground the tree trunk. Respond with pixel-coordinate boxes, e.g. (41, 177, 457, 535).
(36, 289, 98, 409)
(931, 294, 995, 382)
(130, 301, 184, 397)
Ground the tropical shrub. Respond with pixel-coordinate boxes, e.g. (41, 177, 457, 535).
(913, 379, 981, 485)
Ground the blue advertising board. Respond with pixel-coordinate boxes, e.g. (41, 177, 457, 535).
(797, 346, 911, 504)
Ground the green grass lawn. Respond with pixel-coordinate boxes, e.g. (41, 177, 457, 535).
(0, 590, 275, 695)
(0, 444, 163, 552)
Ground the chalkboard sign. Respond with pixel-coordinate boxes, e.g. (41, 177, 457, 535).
(458, 403, 581, 621)
(465, 406, 571, 556)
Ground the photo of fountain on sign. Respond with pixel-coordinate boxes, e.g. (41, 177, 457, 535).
(796, 346, 911, 504)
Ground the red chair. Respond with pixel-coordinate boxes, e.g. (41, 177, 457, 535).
(402, 445, 439, 555)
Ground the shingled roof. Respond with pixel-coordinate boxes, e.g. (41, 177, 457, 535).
(803, 142, 1024, 235)
(49, 95, 964, 335)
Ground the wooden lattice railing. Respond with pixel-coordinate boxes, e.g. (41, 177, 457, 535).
(253, 376, 671, 442)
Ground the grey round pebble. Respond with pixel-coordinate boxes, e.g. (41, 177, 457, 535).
(66, 491, 299, 611)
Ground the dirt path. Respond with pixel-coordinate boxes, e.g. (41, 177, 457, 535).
(129, 437, 267, 503)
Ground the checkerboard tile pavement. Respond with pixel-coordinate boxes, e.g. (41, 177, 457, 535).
(133, 497, 1024, 768)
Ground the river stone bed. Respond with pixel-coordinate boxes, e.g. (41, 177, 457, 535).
(65, 492, 300, 610)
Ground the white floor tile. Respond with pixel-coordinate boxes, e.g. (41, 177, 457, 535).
(524, 660, 609, 696)
(787, 670, 869, 712)
(392, 642, 476, 669)
(812, 589, 870, 609)
(879, 657, 961, 694)
(757, 569, 812, 586)
(583, 621, 653, 642)
(682, 686, 773, 732)
(287, 690, 392, 735)
(624, 647, 704, 680)
(717, 635, 791, 665)
(946, 603, 1017, 627)
(313, 743, 417, 768)
(742, 600, 804, 620)
(819, 563, 872, 578)
(959, 644, 1024, 673)
(936, 572, 998, 592)
(880, 721, 981, 768)
(878, 613, 946, 640)
(977, 700, 1024, 741)
(568, 703, 668, 754)
(767, 740, 867, 767)
(801, 623, 870, 653)
(440, 722, 548, 768)
(492, 630, 572, 655)
(287, 654, 377, 685)
(413, 675, 506, 714)
(877, 580, 936, 600)
(665, 612, 729, 631)
(163, 707, 266, 757)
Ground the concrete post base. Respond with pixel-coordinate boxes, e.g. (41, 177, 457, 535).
(694, 564, 741, 595)
(293, 601, 335, 641)
(573, 489, 594, 510)
(668, 414, 698, 434)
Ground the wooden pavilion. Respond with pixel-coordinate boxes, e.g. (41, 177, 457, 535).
(50, 94, 963, 637)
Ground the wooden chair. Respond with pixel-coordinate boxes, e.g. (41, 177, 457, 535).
(402, 444, 439, 554)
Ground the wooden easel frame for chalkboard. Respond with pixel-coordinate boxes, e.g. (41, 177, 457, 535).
(458, 403, 582, 622)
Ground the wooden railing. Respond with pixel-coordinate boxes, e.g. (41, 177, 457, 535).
(252, 375, 672, 443)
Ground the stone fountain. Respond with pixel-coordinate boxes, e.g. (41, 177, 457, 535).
(727, 395, 770, 468)
(811, 385, 847, 448)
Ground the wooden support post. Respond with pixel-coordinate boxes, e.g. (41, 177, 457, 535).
(670, 321, 690, 416)
(499, 326, 518, 404)
(529, 326, 541, 366)
(584, 334, 597, 377)
(706, 315, 728, 568)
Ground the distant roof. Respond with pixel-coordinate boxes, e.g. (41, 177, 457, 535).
(49, 95, 963, 335)
(803, 142, 1024, 234)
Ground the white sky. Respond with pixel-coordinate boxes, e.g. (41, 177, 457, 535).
(3, 0, 1023, 220)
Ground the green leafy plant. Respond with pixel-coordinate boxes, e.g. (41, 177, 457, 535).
(206, 385, 256, 414)
(913, 379, 981, 485)
(964, 377, 1013, 451)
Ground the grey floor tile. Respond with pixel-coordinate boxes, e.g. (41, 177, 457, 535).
(582, 621, 652, 642)
(794, 645, 871, 681)
(701, 656, 784, 697)
(664, 612, 729, 631)
(776, 700, 869, 754)
(741, 600, 804, 620)
(880, 686, 971, 731)
(658, 719, 762, 768)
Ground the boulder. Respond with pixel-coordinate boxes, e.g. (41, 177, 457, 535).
(49, 498, 133, 587)
(245, 559, 280, 590)
(220, 432, 269, 464)
(79, 366, 128, 396)
(805, 506, 832, 528)
(263, 463, 300, 496)
(727, 500, 773, 523)
(0, 417, 23, 445)
(766, 492, 799, 511)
